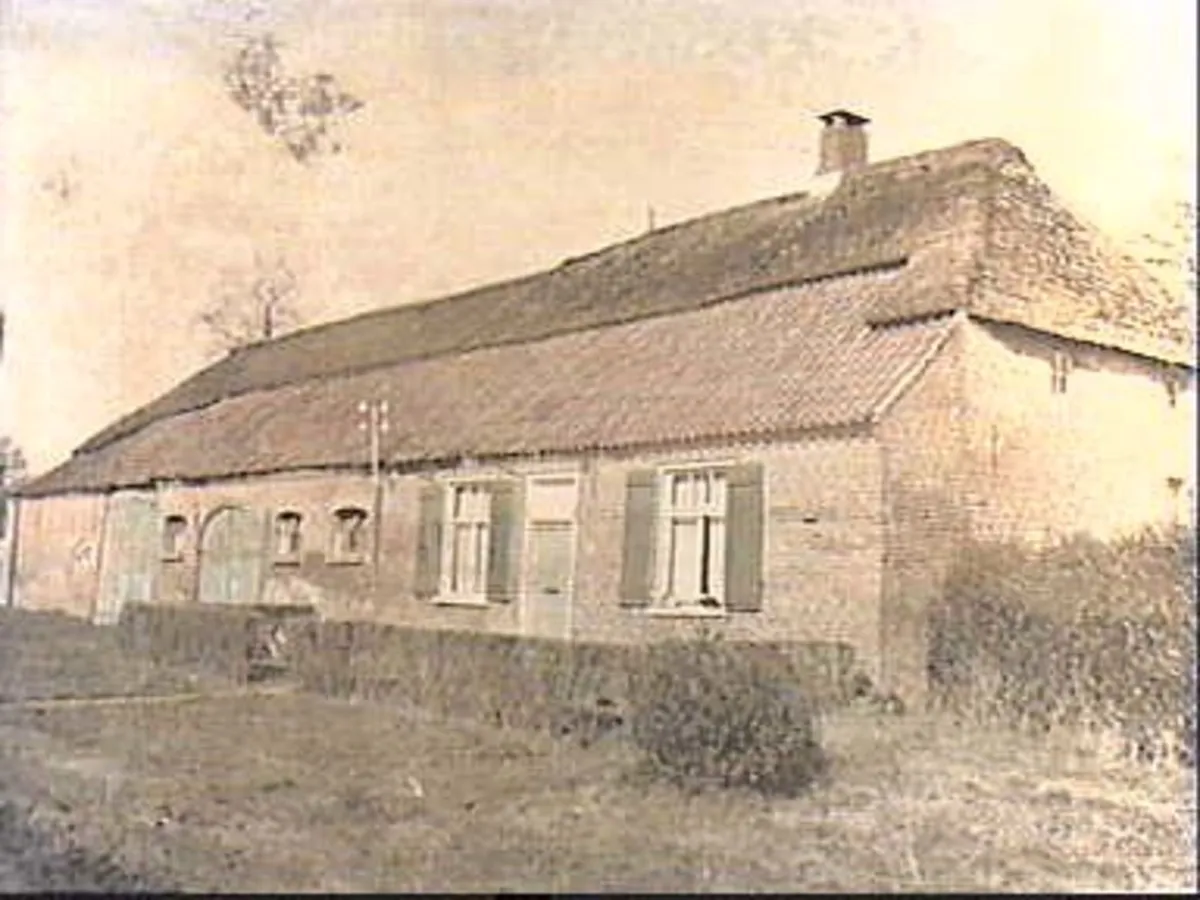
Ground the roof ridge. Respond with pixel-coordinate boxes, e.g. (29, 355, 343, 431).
(231, 137, 1022, 350)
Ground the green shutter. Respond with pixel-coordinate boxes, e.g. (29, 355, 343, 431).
(619, 469, 657, 607)
(725, 463, 765, 612)
(413, 483, 444, 599)
(486, 479, 524, 603)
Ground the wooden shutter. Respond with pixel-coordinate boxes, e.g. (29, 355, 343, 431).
(725, 462, 765, 612)
(619, 469, 657, 607)
(413, 483, 444, 599)
(486, 479, 524, 603)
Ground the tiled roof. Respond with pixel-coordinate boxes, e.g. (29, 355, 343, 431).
(24, 136, 1192, 496)
(24, 269, 954, 495)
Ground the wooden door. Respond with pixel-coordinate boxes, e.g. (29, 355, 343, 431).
(524, 522, 574, 639)
(95, 491, 159, 625)
(198, 507, 265, 605)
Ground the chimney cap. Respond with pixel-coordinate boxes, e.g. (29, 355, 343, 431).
(818, 109, 871, 127)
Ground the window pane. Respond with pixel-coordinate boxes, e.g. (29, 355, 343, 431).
(452, 523, 472, 592)
(472, 523, 487, 594)
(709, 517, 726, 599)
(671, 474, 686, 508)
(671, 519, 700, 601)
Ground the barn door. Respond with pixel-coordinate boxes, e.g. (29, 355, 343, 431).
(95, 491, 160, 625)
(198, 507, 266, 605)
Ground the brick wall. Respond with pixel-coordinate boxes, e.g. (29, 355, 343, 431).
(155, 473, 381, 621)
(572, 438, 884, 680)
(12, 493, 106, 618)
(15, 435, 888, 683)
(961, 318, 1195, 542)
(876, 323, 968, 704)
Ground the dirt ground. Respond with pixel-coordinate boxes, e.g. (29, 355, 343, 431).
(0, 687, 1194, 893)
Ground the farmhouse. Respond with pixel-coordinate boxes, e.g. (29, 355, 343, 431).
(10, 112, 1195, 702)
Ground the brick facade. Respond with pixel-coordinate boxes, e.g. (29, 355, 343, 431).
(12, 314, 1194, 702)
(960, 319, 1194, 541)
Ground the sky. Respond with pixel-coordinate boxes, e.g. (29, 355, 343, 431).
(1, 0, 1195, 475)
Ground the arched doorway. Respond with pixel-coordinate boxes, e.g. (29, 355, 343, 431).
(198, 506, 266, 605)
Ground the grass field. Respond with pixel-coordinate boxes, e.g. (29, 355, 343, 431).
(0, 689, 1193, 893)
(0, 608, 1195, 892)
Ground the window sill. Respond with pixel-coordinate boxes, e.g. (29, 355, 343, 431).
(273, 557, 302, 568)
(433, 596, 491, 609)
(161, 556, 184, 564)
(326, 557, 366, 567)
(643, 605, 728, 620)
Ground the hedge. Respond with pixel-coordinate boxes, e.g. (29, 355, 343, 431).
(116, 603, 856, 738)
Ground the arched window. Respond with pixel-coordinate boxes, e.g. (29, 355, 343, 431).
(330, 507, 368, 563)
(162, 515, 188, 561)
(274, 511, 303, 562)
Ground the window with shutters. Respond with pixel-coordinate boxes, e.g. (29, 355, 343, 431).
(330, 507, 368, 564)
(621, 463, 763, 616)
(273, 511, 303, 564)
(657, 469, 728, 610)
(442, 483, 491, 601)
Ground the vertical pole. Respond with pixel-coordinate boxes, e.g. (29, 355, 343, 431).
(359, 399, 388, 595)
(371, 401, 382, 588)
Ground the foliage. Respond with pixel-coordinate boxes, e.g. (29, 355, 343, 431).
(116, 605, 853, 761)
(224, 33, 365, 163)
(629, 634, 828, 796)
(929, 527, 1197, 767)
(196, 254, 302, 352)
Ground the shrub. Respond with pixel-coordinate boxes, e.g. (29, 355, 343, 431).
(629, 634, 827, 797)
(117, 604, 855, 754)
(929, 527, 1197, 766)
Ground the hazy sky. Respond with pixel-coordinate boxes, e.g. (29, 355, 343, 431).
(1, 0, 1195, 474)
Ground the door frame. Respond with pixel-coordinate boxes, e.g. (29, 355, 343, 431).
(520, 474, 581, 639)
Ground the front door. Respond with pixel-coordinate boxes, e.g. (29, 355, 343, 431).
(198, 506, 266, 605)
(525, 522, 574, 639)
(522, 475, 579, 640)
(95, 491, 159, 625)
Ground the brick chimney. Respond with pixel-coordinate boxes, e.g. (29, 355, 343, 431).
(816, 109, 870, 175)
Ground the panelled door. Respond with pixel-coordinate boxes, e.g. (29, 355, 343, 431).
(522, 477, 579, 639)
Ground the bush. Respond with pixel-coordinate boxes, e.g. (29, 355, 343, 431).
(929, 527, 1197, 766)
(630, 634, 827, 797)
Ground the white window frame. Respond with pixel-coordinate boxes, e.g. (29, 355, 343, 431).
(438, 480, 493, 604)
(653, 464, 729, 613)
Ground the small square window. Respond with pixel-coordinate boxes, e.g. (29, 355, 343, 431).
(162, 515, 188, 561)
